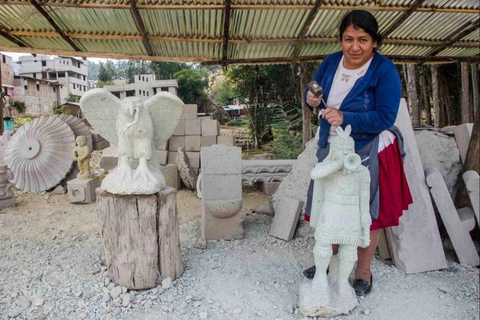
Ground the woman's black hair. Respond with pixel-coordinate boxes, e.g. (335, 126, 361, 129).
(339, 10, 383, 46)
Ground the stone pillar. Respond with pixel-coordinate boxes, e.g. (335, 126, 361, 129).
(96, 187, 184, 289)
(200, 145, 243, 240)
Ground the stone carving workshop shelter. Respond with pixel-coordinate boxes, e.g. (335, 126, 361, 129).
(0, 0, 478, 66)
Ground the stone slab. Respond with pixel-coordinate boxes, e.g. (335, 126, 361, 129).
(201, 136, 216, 148)
(457, 207, 476, 232)
(202, 198, 244, 240)
(67, 176, 100, 204)
(185, 119, 201, 136)
(93, 140, 110, 151)
(454, 123, 473, 164)
(100, 146, 119, 171)
(386, 99, 447, 274)
(157, 150, 168, 165)
(0, 198, 15, 210)
(186, 152, 200, 169)
(201, 119, 220, 136)
(168, 136, 185, 152)
(269, 197, 303, 241)
(158, 141, 168, 150)
(183, 104, 198, 120)
(201, 145, 242, 175)
(185, 136, 201, 152)
(377, 229, 391, 260)
(201, 174, 242, 201)
(159, 164, 181, 190)
(463, 170, 480, 225)
(168, 152, 178, 165)
(217, 135, 235, 147)
(172, 119, 185, 136)
(425, 167, 479, 266)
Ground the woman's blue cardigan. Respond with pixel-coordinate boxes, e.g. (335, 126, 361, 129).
(304, 51, 402, 149)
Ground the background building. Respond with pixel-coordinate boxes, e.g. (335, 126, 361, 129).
(103, 74, 178, 100)
(1, 54, 14, 99)
(17, 55, 88, 103)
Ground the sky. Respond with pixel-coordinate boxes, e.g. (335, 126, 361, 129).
(1, 51, 112, 64)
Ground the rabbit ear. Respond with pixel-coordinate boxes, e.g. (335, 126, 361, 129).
(345, 125, 352, 136)
(336, 126, 344, 136)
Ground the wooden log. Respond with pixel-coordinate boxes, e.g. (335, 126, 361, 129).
(471, 63, 479, 117)
(407, 64, 419, 125)
(461, 62, 471, 123)
(96, 187, 183, 290)
(300, 62, 312, 146)
(421, 66, 432, 125)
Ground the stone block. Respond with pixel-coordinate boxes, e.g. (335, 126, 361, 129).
(425, 167, 479, 267)
(185, 119, 201, 136)
(458, 207, 476, 232)
(463, 170, 480, 225)
(385, 99, 447, 274)
(217, 135, 235, 146)
(454, 123, 473, 164)
(186, 152, 200, 169)
(201, 119, 220, 136)
(168, 152, 178, 165)
(201, 136, 216, 148)
(0, 198, 15, 210)
(183, 104, 198, 120)
(202, 198, 244, 240)
(157, 141, 168, 150)
(67, 176, 101, 204)
(100, 146, 118, 171)
(168, 136, 185, 152)
(269, 197, 303, 241)
(201, 145, 242, 175)
(201, 175, 242, 201)
(93, 140, 110, 151)
(172, 119, 185, 136)
(259, 181, 281, 196)
(157, 150, 168, 165)
(185, 136, 201, 152)
(160, 164, 181, 190)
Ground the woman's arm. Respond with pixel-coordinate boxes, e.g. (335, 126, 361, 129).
(342, 62, 401, 133)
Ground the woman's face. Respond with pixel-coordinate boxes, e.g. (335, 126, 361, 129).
(341, 25, 377, 70)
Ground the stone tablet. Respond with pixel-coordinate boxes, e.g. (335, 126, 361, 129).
(386, 99, 447, 274)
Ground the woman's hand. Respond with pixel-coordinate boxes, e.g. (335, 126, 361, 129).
(322, 108, 343, 126)
(306, 90, 322, 107)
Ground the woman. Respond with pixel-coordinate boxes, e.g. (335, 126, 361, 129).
(303, 10, 413, 296)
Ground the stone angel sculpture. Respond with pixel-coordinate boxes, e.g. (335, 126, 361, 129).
(79, 89, 184, 195)
(299, 125, 371, 318)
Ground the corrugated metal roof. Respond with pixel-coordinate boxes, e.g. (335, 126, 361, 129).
(0, 0, 478, 64)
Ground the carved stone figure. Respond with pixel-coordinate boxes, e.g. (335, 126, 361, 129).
(79, 89, 184, 195)
(298, 125, 371, 318)
(0, 163, 15, 209)
(72, 135, 93, 179)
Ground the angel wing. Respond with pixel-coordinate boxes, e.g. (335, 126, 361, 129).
(79, 89, 121, 147)
(145, 92, 184, 149)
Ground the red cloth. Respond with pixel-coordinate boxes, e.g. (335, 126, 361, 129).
(370, 139, 412, 230)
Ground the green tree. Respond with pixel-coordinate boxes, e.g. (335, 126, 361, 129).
(211, 76, 235, 106)
(174, 68, 209, 104)
(98, 62, 111, 82)
(152, 62, 189, 80)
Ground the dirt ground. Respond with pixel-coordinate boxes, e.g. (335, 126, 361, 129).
(0, 154, 479, 319)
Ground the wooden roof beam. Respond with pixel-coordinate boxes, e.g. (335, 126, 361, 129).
(292, 0, 324, 60)
(0, 29, 28, 47)
(426, 20, 480, 58)
(222, 0, 232, 66)
(382, 0, 426, 38)
(28, 0, 83, 52)
(129, 0, 153, 56)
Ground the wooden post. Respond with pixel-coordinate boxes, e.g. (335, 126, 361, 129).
(471, 64, 479, 117)
(96, 187, 184, 290)
(461, 62, 471, 123)
(420, 66, 432, 125)
(407, 64, 419, 125)
(0, 54, 4, 134)
(300, 62, 312, 146)
(432, 65, 441, 127)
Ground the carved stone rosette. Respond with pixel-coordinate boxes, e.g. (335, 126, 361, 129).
(241, 160, 294, 183)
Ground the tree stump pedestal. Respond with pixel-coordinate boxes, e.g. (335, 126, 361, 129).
(96, 187, 184, 290)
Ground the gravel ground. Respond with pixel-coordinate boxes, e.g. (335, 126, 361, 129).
(0, 189, 479, 320)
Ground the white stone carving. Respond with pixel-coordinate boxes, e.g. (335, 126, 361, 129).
(299, 126, 370, 318)
(80, 89, 184, 195)
(4, 117, 76, 192)
(241, 160, 295, 183)
(176, 147, 197, 190)
(0, 163, 15, 209)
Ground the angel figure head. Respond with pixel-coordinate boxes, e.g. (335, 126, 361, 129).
(328, 125, 355, 162)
